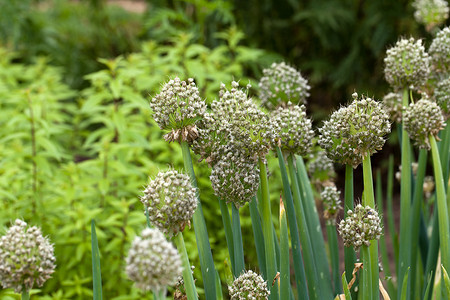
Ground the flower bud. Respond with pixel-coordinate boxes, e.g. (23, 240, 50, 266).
(321, 186, 342, 224)
(413, 0, 449, 31)
(429, 26, 450, 75)
(434, 76, 450, 119)
(228, 270, 270, 300)
(382, 92, 404, 123)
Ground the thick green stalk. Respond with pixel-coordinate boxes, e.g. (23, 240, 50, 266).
(91, 220, 103, 300)
(361, 245, 372, 300)
(180, 141, 216, 299)
(342, 272, 353, 300)
(430, 135, 450, 276)
(249, 197, 267, 279)
(344, 164, 358, 295)
(326, 223, 341, 295)
(424, 212, 439, 300)
(258, 158, 279, 300)
(232, 203, 245, 276)
(219, 199, 235, 276)
(386, 155, 399, 267)
(153, 288, 167, 300)
(280, 199, 290, 300)
(294, 156, 333, 297)
(439, 121, 450, 181)
(398, 87, 412, 300)
(174, 232, 198, 300)
(22, 291, 30, 300)
(276, 148, 309, 300)
(362, 155, 379, 300)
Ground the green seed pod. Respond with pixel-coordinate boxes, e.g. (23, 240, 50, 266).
(413, 0, 449, 31)
(429, 27, 450, 76)
(150, 77, 206, 142)
(403, 97, 446, 150)
(228, 270, 270, 300)
(0, 219, 56, 293)
(210, 146, 259, 208)
(270, 103, 314, 157)
(338, 204, 382, 249)
(126, 228, 182, 291)
(141, 170, 197, 236)
(384, 37, 430, 91)
(258, 62, 310, 110)
(318, 93, 391, 168)
(434, 76, 450, 118)
(382, 92, 404, 123)
(321, 185, 342, 224)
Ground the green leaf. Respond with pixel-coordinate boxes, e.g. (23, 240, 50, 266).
(91, 220, 103, 300)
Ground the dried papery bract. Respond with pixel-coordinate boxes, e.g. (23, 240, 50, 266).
(150, 77, 206, 142)
(384, 37, 430, 91)
(258, 62, 311, 110)
(141, 170, 197, 236)
(0, 219, 56, 293)
(413, 0, 449, 31)
(321, 185, 342, 225)
(434, 76, 450, 118)
(338, 205, 383, 250)
(403, 98, 446, 150)
(126, 228, 182, 292)
(228, 270, 270, 300)
(383, 92, 404, 123)
(429, 27, 450, 76)
(318, 93, 391, 168)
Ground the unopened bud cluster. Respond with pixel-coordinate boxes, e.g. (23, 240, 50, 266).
(318, 94, 391, 168)
(384, 38, 430, 90)
(126, 228, 182, 291)
(338, 205, 382, 249)
(403, 98, 445, 150)
(141, 170, 197, 236)
(150, 77, 206, 142)
(258, 62, 310, 110)
(429, 27, 450, 75)
(321, 186, 342, 224)
(0, 219, 55, 293)
(228, 270, 270, 300)
(382, 92, 404, 123)
(434, 77, 450, 117)
(210, 146, 259, 208)
(412, 0, 449, 30)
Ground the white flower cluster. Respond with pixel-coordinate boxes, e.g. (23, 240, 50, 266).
(384, 38, 430, 91)
(429, 26, 450, 76)
(270, 103, 314, 157)
(403, 98, 445, 150)
(307, 150, 336, 182)
(228, 270, 270, 300)
(0, 219, 56, 293)
(126, 228, 182, 291)
(318, 94, 391, 168)
(413, 0, 449, 30)
(338, 205, 382, 249)
(382, 92, 404, 123)
(141, 170, 197, 236)
(258, 62, 310, 110)
(321, 186, 342, 224)
(435, 77, 450, 117)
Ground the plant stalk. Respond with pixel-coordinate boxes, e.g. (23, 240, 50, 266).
(174, 232, 198, 300)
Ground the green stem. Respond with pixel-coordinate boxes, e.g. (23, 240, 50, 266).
(326, 222, 342, 295)
(361, 245, 372, 300)
(180, 141, 216, 299)
(249, 197, 267, 279)
(232, 203, 245, 277)
(153, 288, 167, 300)
(386, 155, 399, 269)
(174, 233, 198, 300)
(258, 158, 279, 300)
(362, 155, 379, 300)
(280, 199, 290, 300)
(219, 199, 235, 277)
(22, 291, 30, 300)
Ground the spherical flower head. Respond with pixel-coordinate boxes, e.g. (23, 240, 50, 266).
(318, 93, 391, 168)
(321, 186, 342, 224)
(338, 204, 382, 249)
(413, 0, 449, 31)
(150, 77, 206, 142)
(384, 37, 430, 91)
(141, 170, 197, 236)
(403, 97, 445, 150)
(270, 103, 314, 157)
(429, 27, 450, 75)
(126, 228, 182, 291)
(0, 219, 56, 293)
(210, 146, 259, 208)
(382, 92, 404, 123)
(228, 270, 270, 300)
(258, 62, 311, 110)
(434, 76, 450, 118)
(213, 81, 273, 159)
(307, 149, 336, 183)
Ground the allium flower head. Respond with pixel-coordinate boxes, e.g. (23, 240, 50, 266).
(429, 27, 450, 75)
(413, 0, 449, 31)
(270, 103, 314, 156)
(258, 62, 311, 110)
(126, 228, 182, 291)
(150, 77, 206, 142)
(213, 81, 273, 159)
(338, 204, 382, 249)
(434, 76, 450, 118)
(228, 270, 270, 300)
(318, 93, 391, 168)
(307, 150, 336, 183)
(403, 97, 445, 150)
(0, 219, 55, 293)
(141, 170, 197, 236)
(383, 92, 404, 123)
(321, 186, 342, 224)
(210, 146, 259, 208)
(384, 38, 430, 91)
